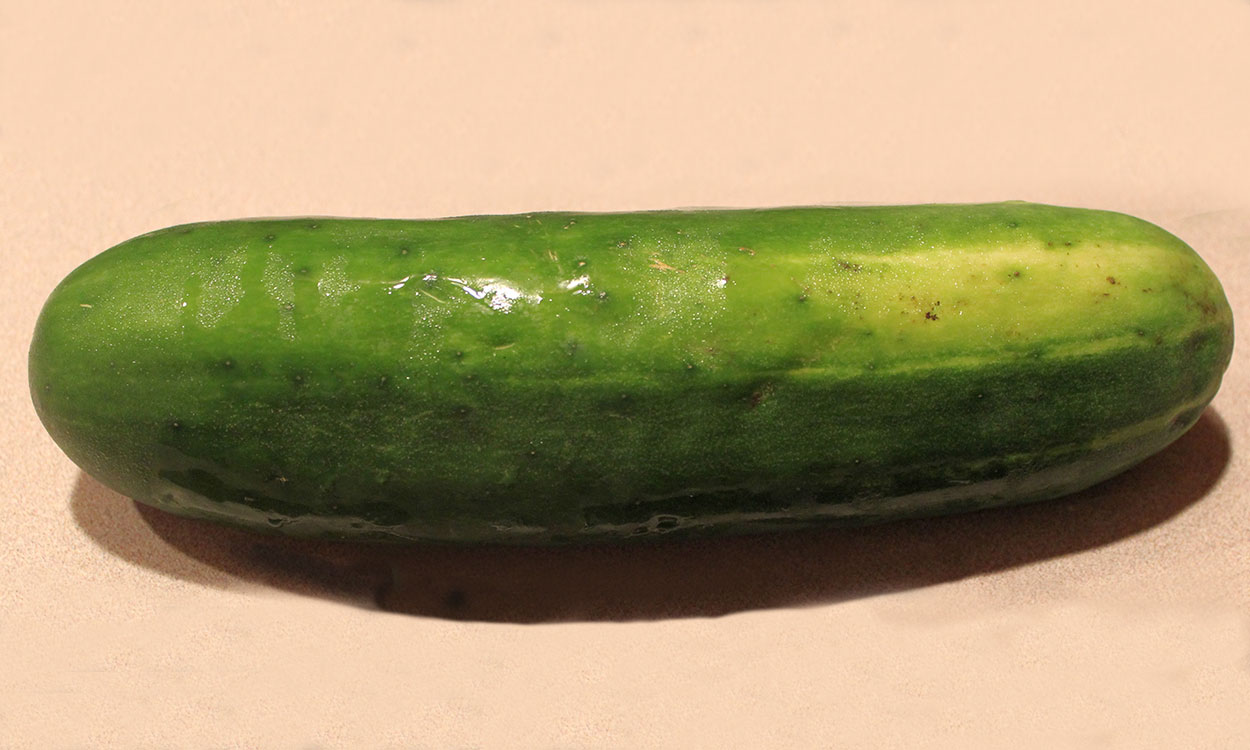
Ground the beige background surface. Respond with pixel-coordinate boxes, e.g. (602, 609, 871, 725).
(3, 0, 1249, 747)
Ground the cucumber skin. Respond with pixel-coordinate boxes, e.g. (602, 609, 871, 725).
(29, 202, 1234, 543)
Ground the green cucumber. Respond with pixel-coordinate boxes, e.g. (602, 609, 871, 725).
(29, 202, 1234, 543)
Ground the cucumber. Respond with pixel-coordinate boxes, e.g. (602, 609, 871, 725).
(29, 202, 1233, 543)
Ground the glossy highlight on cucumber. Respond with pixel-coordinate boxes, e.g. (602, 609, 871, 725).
(29, 202, 1234, 543)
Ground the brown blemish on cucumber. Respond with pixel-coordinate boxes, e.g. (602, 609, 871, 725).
(654, 516, 680, 532)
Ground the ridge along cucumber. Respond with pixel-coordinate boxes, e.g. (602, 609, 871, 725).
(29, 202, 1234, 544)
